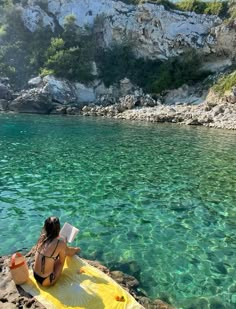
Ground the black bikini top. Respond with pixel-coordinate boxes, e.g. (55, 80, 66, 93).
(37, 239, 60, 273)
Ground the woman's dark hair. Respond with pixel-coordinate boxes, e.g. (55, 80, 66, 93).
(37, 216, 60, 249)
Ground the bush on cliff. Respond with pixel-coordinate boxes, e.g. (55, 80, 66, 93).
(41, 15, 95, 83)
(0, 3, 54, 89)
(123, 0, 232, 19)
(96, 43, 137, 87)
(227, 1, 236, 21)
(0, 9, 95, 88)
(212, 71, 236, 96)
(0, 0, 228, 94)
(147, 50, 210, 93)
(121, 0, 176, 10)
(176, 0, 229, 17)
(97, 44, 209, 94)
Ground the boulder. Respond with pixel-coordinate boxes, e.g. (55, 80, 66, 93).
(50, 103, 67, 115)
(0, 83, 12, 100)
(42, 76, 77, 104)
(225, 87, 236, 104)
(94, 82, 112, 99)
(119, 78, 134, 96)
(212, 24, 236, 60)
(117, 94, 157, 111)
(8, 89, 53, 114)
(66, 106, 80, 115)
(164, 85, 206, 105)
(28, 76, 42, 87)
(75, 83, 96, 103)
(0, 99, 9, 111)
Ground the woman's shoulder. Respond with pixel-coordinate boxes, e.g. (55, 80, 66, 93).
(57, 238, 67, 249)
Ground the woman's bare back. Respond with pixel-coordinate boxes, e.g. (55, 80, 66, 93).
(34, 238, 65, 277)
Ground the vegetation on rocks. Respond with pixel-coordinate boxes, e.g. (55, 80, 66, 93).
(97, 45, 209, 93)
(121, 0, 177, 10)
(122, 0, 235, 19)
(213, 70, 236, 96)
(0, 1, 209, 93)
(176, 0, 228, 17)
(0, 0, 234, 94)
(0, 6, 95, 88)
(41, 15, 96, 83)
(0, 2, 54, 88)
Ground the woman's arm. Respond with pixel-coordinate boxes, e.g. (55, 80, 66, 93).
(58, 241, 67, 265)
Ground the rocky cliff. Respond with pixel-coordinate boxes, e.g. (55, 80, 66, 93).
(22, 0, 235, 62)
(1, 1, 235, 130)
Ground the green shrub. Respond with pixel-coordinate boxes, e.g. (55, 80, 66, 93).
(212, 71, 236, 96)
(42, 16, 96, 83)
(97, 43, 210, 94)
(43, 42, 94, 82)
(177, 0, 206, 14)
(0, 0, 226, 92)
(147, 50, 210, 93)
(204, 1, 224, 16)
(123, 0, 233, 19)
(0, 25, 7, 37)
(121, 0, 177, 10)
(40, 68, 54, 77)
(227, 1, 236, 21)
(176, 0, 228, 17)
(96, 43, 137, 87)
(0, 4, 54, 88)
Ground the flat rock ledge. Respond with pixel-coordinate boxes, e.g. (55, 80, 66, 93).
(0, 253, 175, 309)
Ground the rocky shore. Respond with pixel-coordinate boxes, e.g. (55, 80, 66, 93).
(0, 251, 175, 309)
(0, 75, 236, 130)
(80, 90, 236, 130)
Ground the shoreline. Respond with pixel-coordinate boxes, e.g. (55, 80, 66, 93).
(1, 75, 235, 131)
(79, 98, 236, 131)
(1, 92, 236, 130)
(0, 250, 175, 309)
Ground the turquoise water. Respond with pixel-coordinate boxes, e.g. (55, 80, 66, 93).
(0, 114, 236, 308)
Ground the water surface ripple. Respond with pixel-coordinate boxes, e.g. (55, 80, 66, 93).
(0, 114, 236, 308)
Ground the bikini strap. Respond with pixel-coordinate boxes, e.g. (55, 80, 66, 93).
(50, 239, 60, 258)
(41, 256, 46, 273)
(39, 239, 59, 273)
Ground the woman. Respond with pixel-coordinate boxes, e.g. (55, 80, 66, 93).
(33, 216, 80, 286)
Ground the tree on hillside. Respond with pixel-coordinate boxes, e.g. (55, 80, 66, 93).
(0, 3, 54, 88)
(41, 15, 96, 83)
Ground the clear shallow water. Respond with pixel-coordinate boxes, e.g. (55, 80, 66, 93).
(0, 114, 236, 308)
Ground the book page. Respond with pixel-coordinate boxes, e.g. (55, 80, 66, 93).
(59, 222, 79, 243)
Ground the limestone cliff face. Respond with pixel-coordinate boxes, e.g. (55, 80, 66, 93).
(211, 23, 236, 59)
(22, 4, 55, 32)
(22, 0, 231, 61)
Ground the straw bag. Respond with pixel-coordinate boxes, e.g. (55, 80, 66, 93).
(9, 252, 29, 285)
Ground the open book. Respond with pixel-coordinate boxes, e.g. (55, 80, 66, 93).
(59, 222, 79, 243)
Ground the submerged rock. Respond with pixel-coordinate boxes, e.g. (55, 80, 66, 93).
(0, 82, 12, 101)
